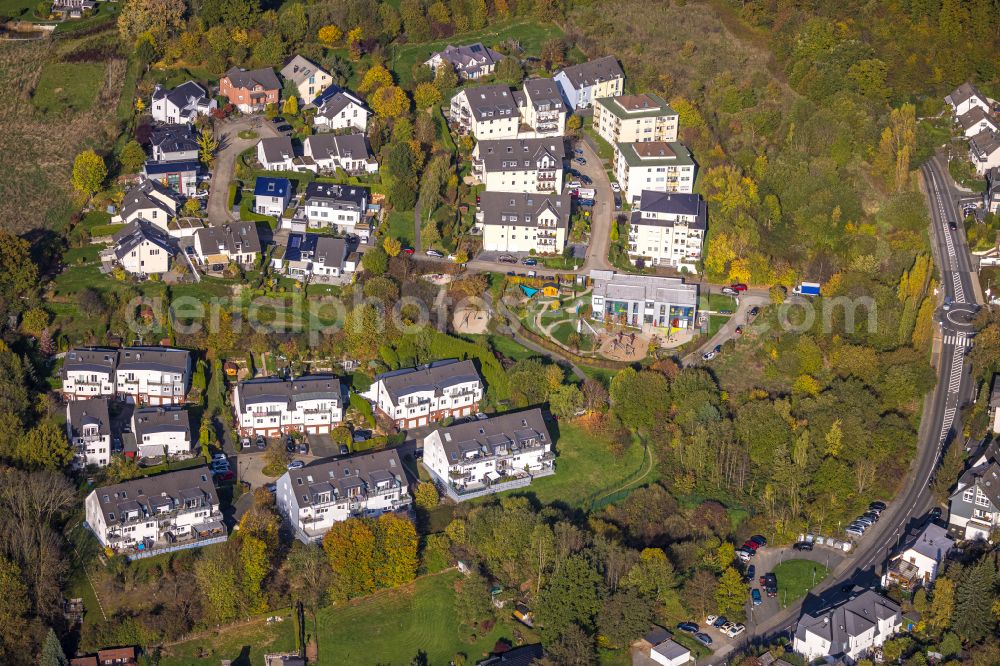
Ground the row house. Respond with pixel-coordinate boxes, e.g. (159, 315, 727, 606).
(614, 140, 695, 203)
(272, 233, 356, 280)
(303, 133, 378, 174)
(276, 450, 411, 543)
(312, 89, 370, 132)
(131, 406, 193, 459)
(362, 359, 483, 429)
(112, 179, 179, 230)
(302, 182, 368, 230)
(553, 56, 625, 109)
(151, 81, 215, 124)
(594, 93, 678, 144)
(66, 398, 112, 469)
(61, 348, 118, 400)
(793, 590, 901, 663)
(116, 347, 191, 405)
(422, 408, 555, 501)
(233, 376, 344, 437)
(84, 467, 226, 558)
(280, 55, 333, 102)
(192, 221, 261, 269)
(881, 522, 953, 590)
(590, 269, 698, 332)
(626, 190, 706, 271)
(220, 67, 281, 113)
(477, 191, 570, 254)
(424, 43, 502, 80)
(472, 137, 565, 193)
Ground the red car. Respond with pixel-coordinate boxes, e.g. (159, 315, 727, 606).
(730, 283, 748, 292)
(743, 540, 760, 551)
(402, 248, 415, 255)
(215, 470, 235, 483)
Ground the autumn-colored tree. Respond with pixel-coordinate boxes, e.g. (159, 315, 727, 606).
(433, 64, 458, 95)
(20, 307, 49, 338)
(413, 482, 439, 510)
(383, 236, 402, 257)
(318, 24, 342, 47)
(370, 85, 409, 118)
(72, 150, 107, 196)
(874, 103, 916, 193)
(282, 95, 299, 116)
(119, 140, 147, 174)
(240, 534, 269, 612)
(359, 64, 393, 95)
(372, 513, 419, 588)
(117, 0, 185, 44)
(346, 26, 363, 60)
(414, 82, 442, 110)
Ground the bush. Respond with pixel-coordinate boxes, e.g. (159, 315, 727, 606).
(349, 392, 376, 428)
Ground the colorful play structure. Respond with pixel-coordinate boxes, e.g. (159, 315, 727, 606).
(520, 285, 540, 297)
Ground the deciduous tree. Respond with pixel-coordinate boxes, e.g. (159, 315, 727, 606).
(119, 140, 147, 173)
(318, 24, 341, 47)
(414, 82, 442, 110)
(370, 85, 409, 118)
(72, 150, 107, 196)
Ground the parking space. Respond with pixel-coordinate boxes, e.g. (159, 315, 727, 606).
(306, 432, 339, 458)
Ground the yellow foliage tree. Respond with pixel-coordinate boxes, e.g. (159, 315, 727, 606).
(358, 64, 393, 95)
(414, 82, 442, 109)
(728, 257, 752, 285)
(347, 26, 363, 60)
(318, 24, 342, 47)
(704, 233, 735, 280)
(874, 103, 916, 192)
(383, 237, 402, 257)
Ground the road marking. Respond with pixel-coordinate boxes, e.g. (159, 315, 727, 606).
(942, 333, 972, 347)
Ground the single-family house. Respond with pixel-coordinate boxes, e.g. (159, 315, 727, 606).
(450, 84, 521, 139)
(254, 176, 292, 217)
(151, 81, 216, 124)
(472, 137, 565, 193)
(957, 106, 1000, 138)
(313, 89, 370, 132)
(70, 647, 138, 666)
(257, 136, 295, 171)
(792, 590, 901, 663)
(280, 55, 333, 102)
(477, 191, 570, 254)
(302, 182, 368, 230)
(590, 269, 699, 331)
(984, 168, 1000, 215)
(149, 124, 199, 162)
(881, 522, 953, 589)
(614, 141, 696, 203)
(626, 190, 706, 271)
(595, 93, 679, 145)
(362, 359, 483, 429)
(51, 0, 96, 18)
(425, 43, 502, 80)
(233, 376, 344, 437)
(553, 56, 625, 109)
(66, 398, 112, 469)
(948, 454, 1000, 540)
(131, 406, 192, 459)
(143, 159, 200, 197)
(108, 220, 175, 277)
(113, 179, 178, 231)
(303, 133, 378, 174)
(192, 221, 261, 268)
(84, 467, 226, 558)
(631, 627, 692, 666)
(970, 130, 1000, 175)
(220, 67, 281, 113)
(477, 645, 545, 666)
(276, 450, 411, 543)
(272, 233, 355, 279)
(517, 78, 567, 138)
(115, 346, 191, 406)
(423, 408, 554, 501)
(946, 82, 991, 117)
(61, 348, 118, 401)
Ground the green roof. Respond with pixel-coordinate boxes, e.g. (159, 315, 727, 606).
(615, 141, 694, 168)
(597, 93, 677, 120)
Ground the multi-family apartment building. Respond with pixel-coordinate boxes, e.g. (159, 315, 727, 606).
(626, 190, 706, 271)
(66, 398, 112, 468)
(276, 450, 411, 543)
(594, 93, 678, 144)
(590, 270, 698, 331)
(131, 406, 192, 459)
(84, 467, 226, 558)
(233, 376, 344, 437)
(106, 220, 175, 277)
(422, 408, 555, 501)
(192, 221, 262, 268)
(477, 191, 570, 254)
(61, 348, 118, 400)
(517, 78, 567, 138)
(450, 84, 521, 139)
(220, 67, 281, 113)
(280, 55, 333, 101)
(792, 590, 901, 663)
(362, 359, 484, 429)
(115, 347, 191, 406)
(614, 141, 696, 203)
(472, 137, 565, 193)
(553, 56, 625, 109)
(881, 522, 953, 590)
(425, 43, 502, 80)
(302, 182, 368, 230)
(303, 133, 378, 174)
(313, 89, 370, 132)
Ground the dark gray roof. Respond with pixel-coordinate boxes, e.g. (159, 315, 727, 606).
(92, 466, 220, 524)
(68, 398, 111, 439)
(133, 406, 191, 440)
(461, 84, 519, 121)
(971, 129, 1000, 158)
(958, 106, 996, 131)
(793, 590, 900, 656)
(522, 78, 564, 111)
(431, 43, 502, 75)
(117, 346, 190, 374)
(477, 192, 570, 229)
(316, 91, 367, 119)
(120, 180, 177, 220)
(305, 133, 374, 163)
(431, 408, 548, 464)
(376, 359, 481, 403)
(556, 56, 624, 90)
(237, 375, 342, 411)
(150, 123, 198, 154)
(304, 181, 368, 210)
(112, 219, 175, 260)
(474, 137, 565, 172)
(61, 348, 117, 377)
(635, 191, 706, 223)
(195, 221, 262, 256)
(476, 644, 544, 666)
(224, 67, 281, 92)
(315, 236, 346, 267)
(258, 136, 295, 164)
(947, 82, 986, 107)
(153, 81, 210, 110)
(285, 449, 405, 506)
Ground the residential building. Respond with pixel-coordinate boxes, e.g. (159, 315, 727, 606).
(302, 182, 368, 230)
(948, 457, 1000, 540)
(477, 191, 570, 254)
(945, 82, 991, 117)
(70, 647, 138, 666)
(131, 406, 192, 459)
(313, 89, 370, 132)
(276, 450, 411, 543)
(553, 56, 625, 109)
(149, 124, 199, 162)
(472, 137, 565, 193)
(280, 55, 333, 101)
(631, 627, 692, 666)
(106, 220, 175, 277)
(142, 159, 199, 197)
(957, 106, 999, 138)
(881, 522, 953, 590)
(257, 136, 295, 171)
(61, 348, 117, 401)
(425, 43, 502, 80)
(51, 0, 95, 19)
(984, 168, 1000, 215)
(113, 179, 178, 230)
(792, 590, 901, 663)
(626, 190, 706, 271)
(423, 408, 555, 501)
(264, 655, 305, 666)
(303, 133, 378, 174)
(150, 81, 215, 124)
(362, 359, 484, 429)
(192, 221, 261, 268)
(970, 129, 1000, 175)
(451, 84, 521, 139)
(518, 78, 567, 137)
(220, 67, 281, 113)
(590, 269, 698, 331)
(115, 347, 191, 406)
(594, 93, 678, 144)
(477, 645, 544, 666)
(66, 398, 112, 468)
(614, 141, 696, 203)
(84, 467, 226, 559)
(233, 376, 344, 437)
(254, 176, 292, 217)
(272, 233, 356, 279)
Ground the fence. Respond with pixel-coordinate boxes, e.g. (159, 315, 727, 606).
(125, 534, 229, 561)
(430, 467, 555, 503)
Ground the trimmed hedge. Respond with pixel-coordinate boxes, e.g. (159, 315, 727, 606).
(428, 331, 510, 402)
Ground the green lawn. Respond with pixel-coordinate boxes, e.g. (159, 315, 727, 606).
(773, 559, 830, 608)
(0, 0, 37, 19)
(707, 314, 729, 336)
(551, 320, 595, 352)
(32, 62, 106, 115)
(158, 609, 297, 666)
(386, 209, 415, 246)
(582, 117, 615, 161)
(53, 2, 120, 33)
(699, 292, 739, 312)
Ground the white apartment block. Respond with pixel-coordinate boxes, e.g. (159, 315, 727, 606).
(473, 137, 565, 194)
(276, 450, 411, 543)
(115, 347, 191, 406)
(61, 348, 118, 401)
(423, 408, 555, 502)
(477, 191, 570, 254)
(233, 376, 343, 437)
(517, 78, 567, 138)
(793, 591, 901, 663)
(594, 93, 678, 144)
(627, 191, 706, 271)
(614, 141, 695, 203)
(450, 84, 520, 139)
(131, 406, 192, 459)
(67, 398, 112, 469)
(85, 467, 226, 559)
(363, 360, 483, 430)
(302, 182, 368, 230)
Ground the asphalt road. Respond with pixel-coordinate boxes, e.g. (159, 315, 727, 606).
(571, 138, 613, 271)
(207, 117, 279, 223)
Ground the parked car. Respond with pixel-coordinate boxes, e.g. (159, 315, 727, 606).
(265, 482, 277, 493)
(862, 511, 880, 522)
(580, 175, 592, 185)
(702, 350, 717, 362)
(498, 254, 517, 264)
(712, 616, 728, 628)
(743, 540, 760, 551)
(677, 622, 699, 634)
(522, 258, 538, 266)
(870, 501, 887, 511)
(727, 624, 746, 638)
(287, 460, 304, 470)
(276, 124, 292, 133)
(736, 548, 752, 562)
(211, 453, 227, 462)
(575, 157, 586, 165)
(854, 516, 874, 527)
(745, 564, 756, 581)
(611, 182, 621, 192)
(762, 573, 777, 589)
(845, 526, 865, 538)
(705, 615, 718, 626)
(720, 622, 736, 634)
(285, 439, 296, 453)
(574, 148, 584, 155)
(339, 444, 350, 455)
(929, 507, 943, 521)
(272, 116, 285, 123)
(255, 434, 266, 449)
(793, 541, 814, 551)
(298, 442, 309, 455)
(730, 283, 748, 292)
(694, 633, 713, 647)
(215, 470, 235, 482)
(426, 249, 444, 258)
(735, 325, 743, 335)
(403, 247, 415, 255)
(749, 306, 760, 318)
(750, 535, 767, 547)
(721, 286, 738, 296)
(751, 589, 762, 606)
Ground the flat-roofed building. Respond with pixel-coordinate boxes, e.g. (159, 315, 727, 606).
(590, 269, 698, 331)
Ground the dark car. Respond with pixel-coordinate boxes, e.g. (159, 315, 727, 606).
(929, 507, 943, 521)
(677, 622, 699, 634)
(749, 306, 760, 318)
(750, 535, 767, 547)
(580, 175, 592, 185)
(746, 564, 756, 581)
(751, 588, 762, 606)
(215, 470, 235, 482)
(339, 444, 350, 455)
(272, 116, 285, 123)
(793, 541, 814, 551)
(869, 501, 887, 511)
(277, 124, 293, 133)
(712, 616, 727, 628)
(298, 442, 309, 455)
(285, 438, 296, 453)
(523, 258, 538, 266)
(949, 220, 958, 229)
(863, 511, 880, 522)
(735, 325, 744, 335)
(766, 585, 777, 598)
(694, 632, 713, 647)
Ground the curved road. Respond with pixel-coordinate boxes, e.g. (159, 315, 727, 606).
(207, 117, 279, 223)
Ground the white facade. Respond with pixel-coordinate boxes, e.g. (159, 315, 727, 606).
(626, 191, 706, 271)
(115, 347, 190, 406)
(118, 236, 171, 276)
(303, 134, 378, 174)
(363, 360, 483, 429)
(233, 376, 343, 437)
(478, 191, 570, 254)
(313, 92, 370, 133)
(132, 407, 192, 458)
(61, 349, 117, 401)
(518, 79, 567, 138)
(472, 138, 564, 194)
(594, 94, 679, 145)
(66, 398, 111, 468)
(150, 81, 216, 124)
(881, 523, 953, 589)
(258, 138, 295, 171)
(946, 82, 991, 117)
(450, 86, 520, 139)
(614, 141, 695, 203)
(793, 591, 901, 664)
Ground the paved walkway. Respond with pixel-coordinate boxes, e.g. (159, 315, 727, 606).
(573, 138, 613, 271)
(207, 117, 279, 223)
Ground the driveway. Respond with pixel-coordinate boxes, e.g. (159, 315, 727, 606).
(571, 138, 613, 271)
(207, 116, 279, 223)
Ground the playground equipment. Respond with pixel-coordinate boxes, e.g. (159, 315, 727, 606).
(520, 285, 540, 298)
